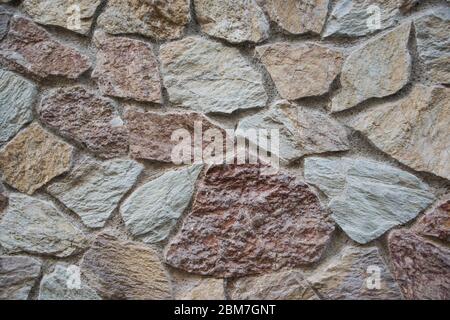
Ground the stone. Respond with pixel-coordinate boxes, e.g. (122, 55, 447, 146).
(237, 100, 349, 163)
(38, 87, 129, 159)
(81, 234, 171, 300)
(97, 0, 190, 40)
(331, 23, 411, 112)
(171, 271, 225, 300)
(0, 69, 36, 145)
(0, 193, 88, 257)
(256, 43, 344, 100)
(415, 199, 450, 243)
(194, 0, 269, 44)
(0, 10, 10, 41)
(0, 16, 91, 79)
(228, 270, 319, 300)
(39, 264, 100, 300)
(388, 229, 450, 300)
(121, 165, 203, 243)
(307, 246, 402, 300)
(165, 164, 335, 277)
(22, 0, 102, 35)
(0, 256, 41, 300)
(0, 123, 73, 195)
(92, 32, 162, 103)
(48, 158, 143, 229)
(304, 157, 435, 244)
(0, 183, 7, 211)
(349, 85, 450, 180)
(160, 37, 267, 114)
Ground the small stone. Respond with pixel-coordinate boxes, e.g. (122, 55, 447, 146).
(0, 256, 41, 300)
(160, 37, 267, 114)
(171, 271, 225, 300)
(331, 23, 411, 112)
(415, 199, 450, 243)
(48, 158, 143, 229)
(256, 43, 344, 100)
(81, 233, 171, 300)
(38, 87, 129, 159)
(0, 193, 88, 257)
(0, 123, 73, 195)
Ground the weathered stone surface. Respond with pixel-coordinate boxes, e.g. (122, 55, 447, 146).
(0, 183, 7, 211)
(331, 23, 411, 112)
(228, 270, 319, 300)
(0, 123, 73, 195)
(171, 271, 225, 300)
(39, 264, 101, 300)
(0, 193, 88, 257)
(349, 85, 450, 180)
(237, 100, 349, 162)
(97, 0, 190, 40)
(160, 37, 267, 114)
(415, 199, 450, 243)
(92, 32, 162, 103)
(0, 69, 36, 145)
(194, 0, 269, 44)
(39, 87, 129, 159)
(165, 164, 335, 277)
(121, 165, 203, 243)
(81, 234, 171, 300)
(388, 229, 450, 300)
(0, 16, 91, 79)
(22, 0, 102, 35)
(0, 256, 41, 300)
(48, 158, 143, 229)
(0, 10, 10, 40)
(304, 157, 435, 243)
(308, 246, 402, 300)
(256, 43, 344, 100)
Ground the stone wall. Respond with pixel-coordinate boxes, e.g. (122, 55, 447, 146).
(0, 0, 449, 300)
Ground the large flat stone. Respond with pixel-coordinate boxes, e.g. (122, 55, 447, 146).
(0, 256, 41, 300)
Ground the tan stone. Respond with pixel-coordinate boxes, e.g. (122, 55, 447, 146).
(171, 271, 225, 300)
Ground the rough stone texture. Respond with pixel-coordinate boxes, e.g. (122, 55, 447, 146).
(171, 271, 225, 300)
(0, 16, 91, 79)
(256, 43, 344, 100)
(97, 0, 190, 40)
(415, 199, 450, 243)
(165, 164, 335, 277)
(194, 0, 269, 44)
(388, 229, 450, 300)
(38, 87, 129, 159)
(160, 37, 267, 114)
(0, 123, 73, 195)
(81, 234, 172, 300)
(237, 100, 349, 162)
(304, 157, 435, 244)
(0, 9, 10, 40)
(308, 246, 402, 300)
(331, 23, 411, 112)
(92, 32, 162, 103)
(349, 85, 450, 180)
(121, 165, 203, 243)
(0, 256, 41, 300)
(48, 158, 143, 229)
(0, 183, 6, 211)
(0, 193, 88, 257)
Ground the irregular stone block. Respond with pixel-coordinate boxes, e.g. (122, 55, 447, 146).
(415, 199, 450, 243)
(171, 271, 225, 300)
(0, 256, 41, 300)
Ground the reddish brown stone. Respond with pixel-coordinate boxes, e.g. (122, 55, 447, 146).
(0, 16, 90, 79)
(415, 200, 450, 242)
(38, 87, 128, 159)
(165, 164, 335, 277)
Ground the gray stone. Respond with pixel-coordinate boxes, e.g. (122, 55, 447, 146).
(0, 256, 41, 300)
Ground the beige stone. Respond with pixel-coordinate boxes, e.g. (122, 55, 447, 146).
(171, 271, 225, 300)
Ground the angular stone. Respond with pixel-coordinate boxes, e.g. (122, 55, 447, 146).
(304, 157, 435, 243)
(38, 87, 129, 159)
(237, 100, 349, 163)
(0, 256, 41, 300)
(349, 85, 450, 180)
(48, 158, 143, 229)
(0, 69, 36, 145)
(97, 0, 190, 40)
(331, 23, 411, 112)
(0, 16, 91, 79)
(388, 229, 450, 300)
(81, 234, 171, 300)
(0, 123, 73, 195)
(0, 193, 88, 257)
(415, 199, 450, 243)
(92, 32, 162, 103)
(171, 272, 225, 300)
(256, 43, 344, 100)
(165, 164, 335, 277)
(308, 246, 402, 300)
(160, 37, 267, 114)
